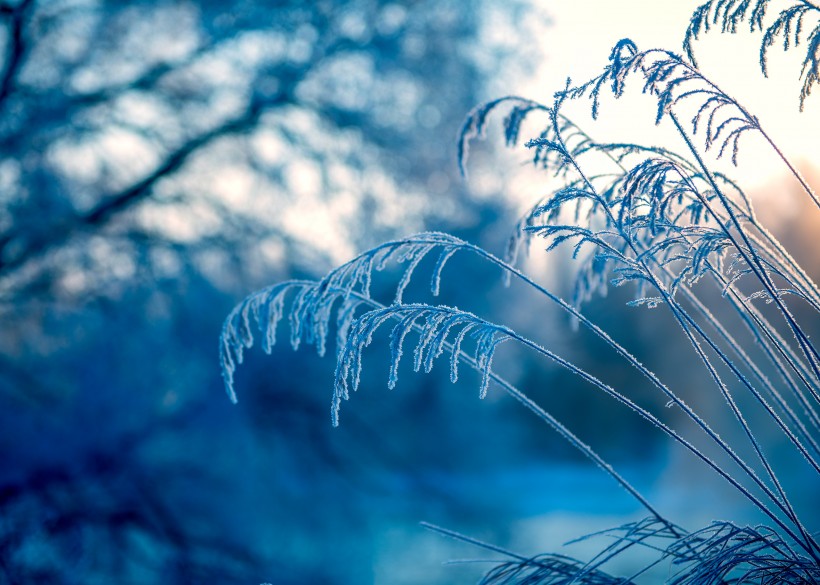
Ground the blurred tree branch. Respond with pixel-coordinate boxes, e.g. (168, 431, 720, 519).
(0, 0, 33, 104)
(0, 79, 295, 276)
(0, 3, 547, 581)
(0, 0, 536, 306)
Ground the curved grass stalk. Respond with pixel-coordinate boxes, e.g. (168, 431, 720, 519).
(223, 280, 669, 524)
(595, 138, 820, 427)
(725, 288, 820, 431)
(706, 199, 820, 312)
(613, 48, 820, 378)
(221, 21, 820, 580)
(558, 108, 820, 313)
(668, 112, 820, 401)
(747, 218, 820, 309)
(642, 160, 820, 454)
(681, 274, 820, 458)
(641, 44, 820, 211)
(222, 264, 813, 553)
(595, 147, 820, 422)
(476, 233, 820, 485)
(666, 264, 820, 465)
(551, 113, 820, 451)
(578, 40, 820, 400)
(476, 87, 820, 555)
(650, 275, 819, 554)
(336, 299, 809, 549)
(538, 100, 820, 556)
(558, 44, 820, 372)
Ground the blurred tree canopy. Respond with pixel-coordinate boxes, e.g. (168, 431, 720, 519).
(0, 1, 548, 583)
(0, 0, 534, 310)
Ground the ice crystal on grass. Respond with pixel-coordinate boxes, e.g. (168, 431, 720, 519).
(332, 304, 512, 425)
(685, 0, 820, 110)
(222, 2, 820, 581)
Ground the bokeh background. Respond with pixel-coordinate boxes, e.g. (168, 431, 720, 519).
(1, 1, 818, 583)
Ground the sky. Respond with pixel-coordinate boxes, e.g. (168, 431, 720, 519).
(528, 0, 820, 189)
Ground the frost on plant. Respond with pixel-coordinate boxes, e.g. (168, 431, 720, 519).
(221, 1, 820, 582)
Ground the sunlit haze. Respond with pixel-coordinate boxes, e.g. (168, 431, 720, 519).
(530, 0, 819, 188)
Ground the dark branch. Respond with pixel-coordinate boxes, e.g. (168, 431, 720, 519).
(0, 90, 292, 278)
(0, 0, 33, 105)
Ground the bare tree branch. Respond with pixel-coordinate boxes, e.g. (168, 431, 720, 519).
(0, 89, 295, 278)
(0, 0, 33, 104)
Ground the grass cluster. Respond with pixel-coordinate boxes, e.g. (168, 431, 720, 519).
(222, 1, 820, 582)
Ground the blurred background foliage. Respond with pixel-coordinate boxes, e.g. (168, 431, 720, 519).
(0, 1, 558, 582)
(2, 0, 817, 583)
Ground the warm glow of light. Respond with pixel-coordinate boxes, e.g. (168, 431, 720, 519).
(528, 0, 820, 189)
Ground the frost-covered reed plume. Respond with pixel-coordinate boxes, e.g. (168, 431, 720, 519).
(221, 1, 820, 582)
